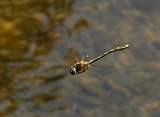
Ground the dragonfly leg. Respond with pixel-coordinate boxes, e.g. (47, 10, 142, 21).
(81, 56, 85, 62)
(75, 56, 80, 62)
(82, 54, 89, 62)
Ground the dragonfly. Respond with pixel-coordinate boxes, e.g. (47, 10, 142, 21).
(69, 44, 131, 75)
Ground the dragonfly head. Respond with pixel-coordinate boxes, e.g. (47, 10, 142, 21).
(69, 66, 76, 75)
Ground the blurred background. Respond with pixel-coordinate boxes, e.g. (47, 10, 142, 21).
(0, 0, 160, 117)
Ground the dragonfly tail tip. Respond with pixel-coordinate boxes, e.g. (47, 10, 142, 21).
(125, 44, 131, 48)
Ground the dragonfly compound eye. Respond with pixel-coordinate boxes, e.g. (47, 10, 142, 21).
(69, 66, 76, 75)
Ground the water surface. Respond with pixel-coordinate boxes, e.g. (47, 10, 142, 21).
(0, 0, 160, 117)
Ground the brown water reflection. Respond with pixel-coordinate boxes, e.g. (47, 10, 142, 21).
(0, 0, 160, 117)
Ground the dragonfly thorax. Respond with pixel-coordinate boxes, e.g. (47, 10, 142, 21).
(69, 60, 90, 75)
